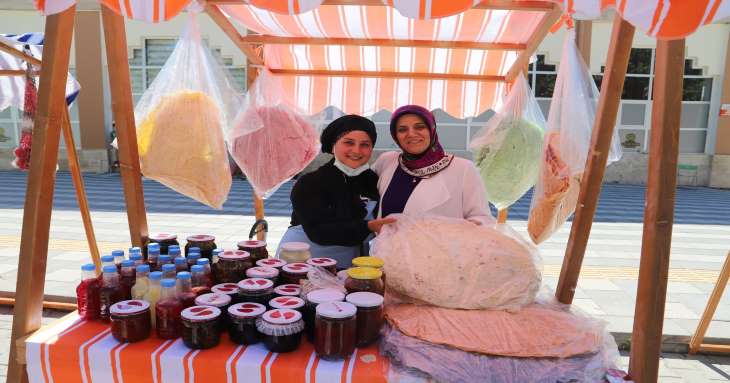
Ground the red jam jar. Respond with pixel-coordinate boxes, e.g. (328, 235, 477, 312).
(306, 257, 338, 274)
(345, 292, 384, 347)
(186, 234, 217, 260)
(181, 305, 222, 349)
(256, 258, 287, 271)
(211, 283, 240, 303)
(195, 292, 232, 329)
(110, 300, 151, 343)
(237, 240, 269, 264)
(156, 278, 183, 339)
(228, 302, 266, 345)
(246, 266, 279, 285)
(274, 284, 302, 298)
(77, 263, 101, 320)
(314, 301, 357, 360)
(269, 296, 305, 313)
(237, 278, 275, 307)
(280, 263, 312, 285)
(344, 267, 384, 295)
(303, 288, 346, 341)
(256, 309, 304, 353)
(213, 250, 252, 283)
(147, 233, 179, 256)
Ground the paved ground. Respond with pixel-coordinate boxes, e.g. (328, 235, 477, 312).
(1, 170, 729, 381)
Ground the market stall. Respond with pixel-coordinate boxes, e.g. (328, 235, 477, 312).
(7, 0, 730, 382)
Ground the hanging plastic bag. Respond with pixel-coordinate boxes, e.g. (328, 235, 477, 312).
(227, 69, 320, 198)
(528, 30, 622, 244)
(469, 74, 545, 210)
(134, 7, 239, 209)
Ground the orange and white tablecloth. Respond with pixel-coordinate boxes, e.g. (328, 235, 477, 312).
(25, 312, 389, 383)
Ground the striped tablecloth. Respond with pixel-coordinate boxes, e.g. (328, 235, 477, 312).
(25, 312, 389, 383)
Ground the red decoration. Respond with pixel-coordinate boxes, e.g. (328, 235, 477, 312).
(11, 62, 38, 171)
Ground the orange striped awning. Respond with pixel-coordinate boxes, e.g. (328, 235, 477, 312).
(26, 313, 389, 383)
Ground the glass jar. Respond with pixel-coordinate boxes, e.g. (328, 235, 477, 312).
(352, 256, 386, 284)
(256, 309, 304, 353)
(237, 278, 275, 307)
(303, 288, 345, 341)
(110, 300, 151, 343)
(181, 305, 221, 349)
(228, 302, 266, 345)
(345, 292, 384, 347)
(186, 234, 217, 260)
(194, 292, 232, 330)
(237, 240, 269, 264)
(269, 296, 305, 313)
(306, 258, 338, 275)
(246, 266, 279, 285)
(344, 267, 384, 295)
(211, 283, 239, 303)
(147, 233, 179, 256)
(213, 250, 252, 283)
(274, 284, 302, 298)
(278, 242, 311, 264)
(314, 302, 357, 360)
(280, 263, 312, 286)
(256, 258, 287, 271)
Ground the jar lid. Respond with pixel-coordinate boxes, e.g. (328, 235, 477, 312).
(280, 242, 310, 252)
(150, 233, 177, 241)
(181, 305, 221, 322)
(269, 296, 305, 310)
(174, 257, 187, 265)
(282, 263, 312, 275)
(101, 255, 114, 263)
(256, 258, 287, 268)
(316, 301, 357, 319)
(246, 266, 279, 279)
(306, 288, 345, 304)
(112, 250, 125, 257)
(238, 240, 266, 248)
(187, 234, 215, 242)
(306, 257, 337, 268)
(347, 267, 382, 280)
(110, 300, 150, 316)
(237, 278, 274, 291)
(346, 292, 384, 308)
(218, 250, 250, 260)
(228, 302, 267, 318)
(261, 308, 302, 325)
(211, 283, 239, 295)
(81, 263, 95, 272)
(352, 256, 384, 268)
(194, 293, 232, 308)
(121, 260, 134, 268)
(274, 284, 302, 296)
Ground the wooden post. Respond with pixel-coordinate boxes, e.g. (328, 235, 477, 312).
(497, 209, 508, 223)
(6, 6, 76, 382)
(628, 38, 685, 383)
(101, 5, 149, 246)
(689, 252, 730, 354)
(555, 18, 635, 304)
(575, 20, 592, 66)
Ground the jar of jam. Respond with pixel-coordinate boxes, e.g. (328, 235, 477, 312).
(345, 292, 384, 347)
(278, 242, 311, 264)
(100, 265, 124, 321)
(256, 309, 304, 353)
(237, 240, 269, 264)
(303, 288, 345, 341)
(211, 283, 239, 303)
(110, 300, 151, 343)
(156, 278, 183, 339)
(195, 293, 232, 330)
(256, 258, 287, 271)
(147, 233, 179, 256)
(352, 256, 385, 284)
(213, 250, 252, 283)
(237, 278, 275, 306)
(228, 302, 266, 345)
(181, 305, 221, 349)
(186, 234, 217, 260)
(246, 266, 279, 285)
(344, 267, 384, 295)
(191, 265, 212, 295)
(274, 284, 302, 298)
(77, 263, 101, 320)
(306, 258, 338, 275)
(314, 301, 357, 360)
(280, 263, 312, 286)
(269, 296, 305, 313)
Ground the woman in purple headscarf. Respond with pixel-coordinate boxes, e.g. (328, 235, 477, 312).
(372, 105, 494, 224)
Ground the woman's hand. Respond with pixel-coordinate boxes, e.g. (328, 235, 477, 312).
(368, 217, 397, 234)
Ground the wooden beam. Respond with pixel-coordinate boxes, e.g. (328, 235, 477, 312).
(504, 4, 561, 83)
(629, 38, 686, 383)
(205, 4, 264, 66)
(689, 252, 730, 354)
(0, 69, 41, 76)
(555, 18, 635, 305)
(101, 5, 149, 247)
(497, 209, 508, 223)
(207, 0, 555, 11)
(0, 40, 42, 67)
(240, 34, 526, 51)
(696, 344, 730, 354)
(6, 6, 76, 383)
(269, 68, 505, 82)
(0, 297, 77, 312)
(575, 20, 592, 66)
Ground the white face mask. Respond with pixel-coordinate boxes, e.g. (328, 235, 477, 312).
(334, 158, 370, 177)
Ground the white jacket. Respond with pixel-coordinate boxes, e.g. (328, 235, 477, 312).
(372, 151, 495, 225)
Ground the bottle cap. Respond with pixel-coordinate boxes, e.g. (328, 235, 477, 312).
(191, 265, 204, 273)
(149, 271, 162, 280)
(161, 278, 176, 288)
(136, 264, 150, 273)
(102, 265, 117, 274)
(81, 263, 96, 272)
(177, 271, 191, 280)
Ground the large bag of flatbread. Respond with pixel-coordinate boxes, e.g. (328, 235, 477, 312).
(134, 9, 240, 209)
(370, 214, 541, 310)
(527, 30, 622, 243)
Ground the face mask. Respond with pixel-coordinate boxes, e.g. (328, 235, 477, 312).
(334, 158, 370, 177)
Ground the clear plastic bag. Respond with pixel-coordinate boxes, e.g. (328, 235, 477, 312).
(527, 30, 622, 244)
(227, 69, 320, 198)
(469, 74, 545, 210)
(370, 214, 541, 310)
(134, 8, 238, 209)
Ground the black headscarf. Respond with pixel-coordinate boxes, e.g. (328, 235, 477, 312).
(320, 115, 377, 154)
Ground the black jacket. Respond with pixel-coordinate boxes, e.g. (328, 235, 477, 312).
(290, 160, 379, 246)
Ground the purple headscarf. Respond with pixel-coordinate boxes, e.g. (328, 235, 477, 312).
(390, 105, 452, 176)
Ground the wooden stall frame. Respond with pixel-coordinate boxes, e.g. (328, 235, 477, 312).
(689, 251, 730, 355)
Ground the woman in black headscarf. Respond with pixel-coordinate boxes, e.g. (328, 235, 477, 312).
(276, 115, 395, 268)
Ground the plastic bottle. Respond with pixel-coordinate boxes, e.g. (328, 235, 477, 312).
(187, 246, 201, 257)
(190, 265, 211, 295)
(76, 263, 101, 320)
(186, 252, 201, 268)
(129, 246, 142, 255)
(158, 254, 172, 268)
(112, 249, 125, 272)
(148, 245, 160, 271)
(195, 258, 213, 287)
(176, 271, 196, 308)
(132, 264, 150, 300)
(212, 248, 223, 262)
(101, 255, 115, 270)
(161, 263, 177, 279)
(119, 260, 136, 300)
(144, 271, 163, 327)
(130, 252, 144, 266)
(156, 278, 183, 339)
(99, 265, 123, 321)
(175, 257, 189, 273)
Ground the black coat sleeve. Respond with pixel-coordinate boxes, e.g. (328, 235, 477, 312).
(290, 174, 372, 247)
